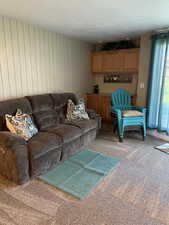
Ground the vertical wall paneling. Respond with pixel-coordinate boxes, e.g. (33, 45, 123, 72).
(0, 16, 92, 100)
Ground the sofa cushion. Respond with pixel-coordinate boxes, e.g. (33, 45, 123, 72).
(28, 132, 62, 159)
(44, 124, 82, 144)
(27, 94, 60, 130)
(64, 119, 97, 134)
(51, 93, 79, 123)
(27, 94, 53, 112)
(33, 110, 60, 131)
(48, 93, 65, 123)
(51, 93, 78, 108)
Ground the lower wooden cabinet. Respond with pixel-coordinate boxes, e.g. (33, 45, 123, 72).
(86, 94, 137, 122)
(86, 94, 113, 122)
(99, 95, 113, 122)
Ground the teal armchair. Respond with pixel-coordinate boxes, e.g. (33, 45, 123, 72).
(111, 88, 146, 142)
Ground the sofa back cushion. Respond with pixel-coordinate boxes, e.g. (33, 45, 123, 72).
(0, 92, 79, 131)
(0, 97, 32, 131)
(51, 93, 78, 123)
(27, 94, 59, 131)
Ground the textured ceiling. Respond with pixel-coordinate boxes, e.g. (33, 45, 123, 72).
(0, 0, 169, 43)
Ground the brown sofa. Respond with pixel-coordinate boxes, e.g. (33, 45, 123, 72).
(0, 93, 101, 184)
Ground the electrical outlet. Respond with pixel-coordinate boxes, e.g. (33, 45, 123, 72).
(140, 83, 144, 88)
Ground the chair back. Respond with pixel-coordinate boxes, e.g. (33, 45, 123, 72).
(112, 88, 131, 110)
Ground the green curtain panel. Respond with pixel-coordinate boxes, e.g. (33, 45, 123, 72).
(148, 33, 169, 134)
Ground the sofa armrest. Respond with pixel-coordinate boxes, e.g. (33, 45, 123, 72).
(86, 109, 97, 119)
(0, 132, 30, 184)
(86, 109, 102, 130)
(95, 114, 102, 130)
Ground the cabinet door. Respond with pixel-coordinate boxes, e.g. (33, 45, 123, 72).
(99, 96, 113, 122)
(131, 95, 137, 106)
(103, 51, 124, 72)
(91, 52, 103, 73)
(98, 95, 105, 120)
(123, 49, 139, 72)
(86, 94, 99, 114)
(104, 97, 113, 122)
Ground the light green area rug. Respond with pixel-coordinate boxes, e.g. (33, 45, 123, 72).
(39, 149, 120, 199)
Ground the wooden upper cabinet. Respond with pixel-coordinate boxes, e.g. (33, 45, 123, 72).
(91, 51, 103, 73)
(123, 48, 139, 72)
(91, 48, 140, 73)
(103, 51, 124, 72)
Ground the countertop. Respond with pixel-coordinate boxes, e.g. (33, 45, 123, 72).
(86, 93, 111, 96)
(86, 93, 136, 97)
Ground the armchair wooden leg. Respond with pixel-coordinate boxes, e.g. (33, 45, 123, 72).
(119, 137, 123, 142)
(113, 120, 118, 134)
(141, 126, 146, 141)
(117, 127, 123, 142)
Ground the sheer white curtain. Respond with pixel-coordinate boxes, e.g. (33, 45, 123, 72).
(148, 34, 169, 134)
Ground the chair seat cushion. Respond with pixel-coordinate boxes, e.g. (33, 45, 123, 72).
(28, 132, 62, 159)
(44, 124, 82, 144)
(64, 119, 97, 133)
(122, 110, 143, 117)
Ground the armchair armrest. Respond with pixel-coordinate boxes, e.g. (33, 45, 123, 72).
(86, 109, 97, 119)
(131, 106, 147, 114)
(0, 132, 30, 184)
(112, 107, 122, 120)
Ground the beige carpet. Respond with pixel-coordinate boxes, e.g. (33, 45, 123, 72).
(0, 126, 169, 225)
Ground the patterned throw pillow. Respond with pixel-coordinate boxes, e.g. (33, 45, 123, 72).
(5, 109, 38, 141)
(66, 99, 89, 121)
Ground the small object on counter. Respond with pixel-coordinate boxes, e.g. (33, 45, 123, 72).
(93, 85, 99, 94)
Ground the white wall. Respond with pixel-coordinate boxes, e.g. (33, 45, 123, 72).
(0, 16, 93, 100)
(137, 33, 152, 106)
(93, 73, 138, 95)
